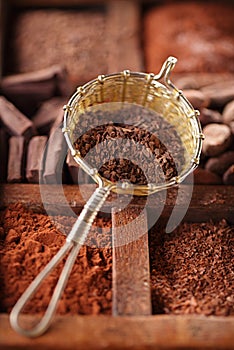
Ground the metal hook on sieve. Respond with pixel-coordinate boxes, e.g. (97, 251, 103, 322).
(154, 55, 177, 88)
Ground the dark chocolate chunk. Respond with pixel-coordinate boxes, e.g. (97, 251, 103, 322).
(26, 136, 47, 183)
(0, 128, 9, 183)
(199, 108, 222, 126)
(223, 165, 234, 185)
(205, 151, 234, 176)
(193, 168, 222, 185)
(223, 100, 234, 125)
(7, 136, 25, 183)
(0, 96, 35, 139)
(1, 65, 71, 116)
(183, 89, 209, 110)
(66, 150, 90, 185)
(201, 80, 234, 108)
(32, 97, 66, 135)
(43, 127, 67, 184)
(202, 123, 232, 157)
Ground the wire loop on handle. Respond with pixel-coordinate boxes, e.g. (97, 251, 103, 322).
(10, 185, 112, 337)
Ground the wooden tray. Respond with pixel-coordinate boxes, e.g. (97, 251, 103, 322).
(0, 184, 234, 349)
(0, 1, 234, 349)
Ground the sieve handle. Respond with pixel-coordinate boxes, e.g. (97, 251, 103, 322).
(10, 185, 112, 338)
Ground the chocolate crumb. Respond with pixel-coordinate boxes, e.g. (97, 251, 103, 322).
(150, 220, 234, 316)
(73, 104, 185, 185)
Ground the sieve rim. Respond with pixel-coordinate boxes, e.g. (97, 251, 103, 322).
(63, 60, 204, 195)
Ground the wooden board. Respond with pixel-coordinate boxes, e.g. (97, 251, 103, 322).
(112, 207, 151, 315)
(0, 314, 234, 350)
(0, 184, 234, 223)
(0, 184, 234, 349)
(106, 0, 143, 73)
(0, 0, 144, 85)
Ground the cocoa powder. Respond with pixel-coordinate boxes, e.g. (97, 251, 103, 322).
(0, 203, 233, 317)
(0, 203, 112, 315)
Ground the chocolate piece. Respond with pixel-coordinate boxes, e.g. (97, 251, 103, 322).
(66, 150, 79, 184)
(205, 151, 234, 176)
(1, 66, 70, 116)
(222, 100, 234, 125)
(223, 165, 234, 185)
(199, 108, 222, 126)
(193, 168, 222, 185)
(26, 136, 47, 183)
(183, 89, 209, 110)
(32, 97, 66, 135)
(230, 121, 234, 136)
(0, 128, 9, 183)
(49, 108, 64, 135)
(7, 136, 25, 183)
(42, 107, 68, 184)
(0, 96, 34, 138)
(175, 73, 234, 90)
(201, 80, 234, 108)
(66, 150, 90, 185)
(202, 123, 232, 157)
(43, 126, 67, 184)
(6, 9, 108, 87)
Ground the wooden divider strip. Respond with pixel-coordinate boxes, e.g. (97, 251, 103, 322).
(112, 207, 151, 316)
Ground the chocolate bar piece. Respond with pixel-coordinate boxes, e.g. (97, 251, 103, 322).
(205, 151, 234, 176)
(202, 123, 232, 157)
(201, 80, 234, 108)
(0, 96, 34, 139)
(66, 149, 90, 185)
(26, 136, 47, 183)
(43, 126, 67, 184)
(0, 128, 9, 183)
(223, 100, 234, 125)
(32, 97, 66, 135)
(7, 136, 25, 183)
(199, 108, 222, 126)
(183, 89, 209, 110)
(223, 165, 234, 185)
(194, 168, 222, 185)
(1, 65, 71, 116)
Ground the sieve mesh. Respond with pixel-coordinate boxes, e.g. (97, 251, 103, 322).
(63, 67, 203, 195)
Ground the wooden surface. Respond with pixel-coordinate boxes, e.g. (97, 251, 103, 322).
(5, 0, 154, 7)
(106, 0, 143, 73)
(0, 184, 234, 223)
(112, 207, 151, 315)
(0, 184, 234, 349)
(0, 314, 234, 350)
(1, 0, 144, 84)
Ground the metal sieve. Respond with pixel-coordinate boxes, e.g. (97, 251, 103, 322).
(10, 56, 204, 337)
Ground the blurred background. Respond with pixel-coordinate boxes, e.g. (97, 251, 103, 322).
(1, 0, 234, 83)
(0, 0, 234, 185)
